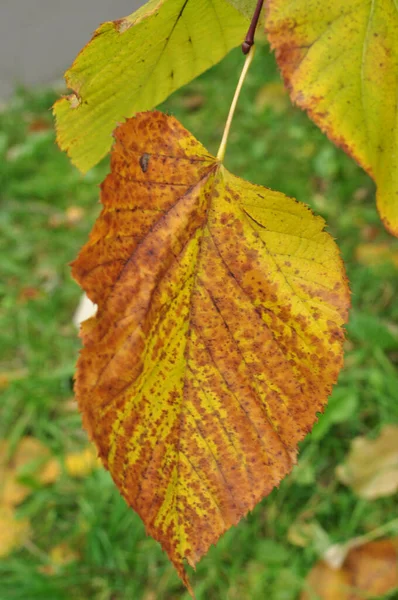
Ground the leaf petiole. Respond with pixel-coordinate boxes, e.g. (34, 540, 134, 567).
(242, 0, 264, 54)
(216, 44, 255, 163)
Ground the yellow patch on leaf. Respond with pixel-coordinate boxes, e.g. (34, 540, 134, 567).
(72, 111, 349, 591)
(266, 0, 398, 236)
(53, 0, 248, 173)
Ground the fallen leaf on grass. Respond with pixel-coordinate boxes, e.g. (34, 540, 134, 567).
(301, 538, 398, 600)
(287, 521, 331, 552)
(28, 117, 52, 133)
(72, 110, 349, 590)
(180, 93, 206, 112)
(355, 242, 398, 269)
(0, 436, 101, 509)
(0, 505, 30, 558)
(38, 542, 80, 575)
(65, 446, 102, 479)
(302, 561, 351, 600)
(0, 368, 28, 391)
(48, 206, 86, 229)
(324, 520, 398, 570)
(0, 437, 60, 507)
(66, 206, 85, 226)
(17, 286, 41, 303)
(336, 425, 398, 499)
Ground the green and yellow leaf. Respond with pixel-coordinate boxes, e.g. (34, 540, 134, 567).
(53, 0, 248, 173)
(72, 111, 349, 591)
(266, 0, 398, 236)
(227, 0, 257, 18)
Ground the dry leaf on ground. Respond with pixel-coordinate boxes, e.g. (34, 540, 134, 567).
(65, 446, 102, 478)
(39, 542, 80, 575)
(0, 505, 30, 558)
(301, 538, 398, 600)
(355, 242, 398, 268)
(0, 437, 60, 507)
(287, 521, 331, 553)
(336, 425, 398, 499)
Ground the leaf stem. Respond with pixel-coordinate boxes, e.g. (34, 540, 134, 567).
(216, 45, 255, 163)
(242, 0, 264, 54)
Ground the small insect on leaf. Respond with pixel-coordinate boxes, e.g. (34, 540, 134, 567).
(139, 153, 151, 173)
(72, 111, 349, 593)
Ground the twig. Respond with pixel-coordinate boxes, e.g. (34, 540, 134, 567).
(242, 0, 265, 54)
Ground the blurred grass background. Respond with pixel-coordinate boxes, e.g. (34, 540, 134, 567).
(0, 43, 397, 599)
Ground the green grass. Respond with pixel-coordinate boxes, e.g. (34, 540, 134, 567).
(1, 43, 398, 600)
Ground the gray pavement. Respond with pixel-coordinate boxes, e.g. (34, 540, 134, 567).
(0, 0, 143, 99)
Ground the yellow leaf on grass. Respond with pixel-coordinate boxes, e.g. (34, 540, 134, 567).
(355, 242, 398, 268)
(336, 425, 398, 499)
(53, 0, 248, 173)
(0, 437, 60, 507)
(0, 505, 30, 558)
(65, 446, 102, 478)
(39, 542, 80, 575)
(72, 111, 349, 591)
(266, 1, 398, 236)
(301, 538, 398, 600)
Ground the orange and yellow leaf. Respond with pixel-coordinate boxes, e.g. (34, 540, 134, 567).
(266, 0, 398, 236)
(72, 111, 349, 591)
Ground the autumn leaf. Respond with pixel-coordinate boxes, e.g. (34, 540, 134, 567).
(355, 242, 398, 269)
(336, 425, 398, 499)
(65, 446, 102, 479)
(39, 543, 80, 575)
(0, 506, 30, 558)
(227, 0, 258, 19)
(72, 111, 349, 591)
(266, 0, 398, 236)
(53, 0, 248, 173)
(301, 538, 398, 600)
(0, 437, 60, 507)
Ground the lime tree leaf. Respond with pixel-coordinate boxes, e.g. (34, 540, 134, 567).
(53, 0, 248, 173)
(226, 0, 256, 18)
(72, 111, 349, 591)
(266, 0, 398, 236)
